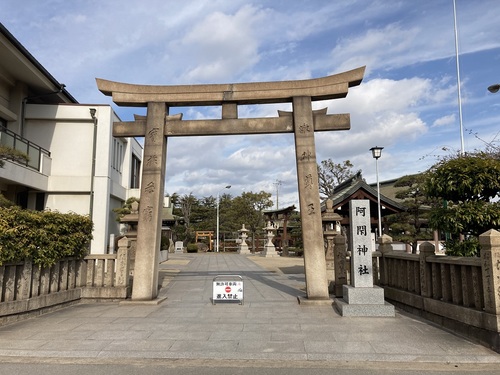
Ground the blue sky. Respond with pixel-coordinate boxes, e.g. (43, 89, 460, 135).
(3, 0, 500, 207)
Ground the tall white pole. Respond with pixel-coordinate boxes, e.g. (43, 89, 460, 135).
(274, 179, 282, 210)
(215, 185, 230, 253)
(453, 0, 465, 155)
(216, 192, 220, 253)
(370, 146, 383, 239)
(375, 158, 382, 237)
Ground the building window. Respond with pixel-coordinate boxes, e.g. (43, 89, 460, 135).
(111, 138, 123, 173)
(131, 154, 141, 188)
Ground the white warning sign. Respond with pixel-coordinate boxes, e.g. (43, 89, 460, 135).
(212, 275, 244, 304)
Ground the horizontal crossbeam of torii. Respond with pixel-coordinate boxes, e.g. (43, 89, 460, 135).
(96, 66, 364, 107)
(112, 110, 351, 137)
(96, 66, 365, 303)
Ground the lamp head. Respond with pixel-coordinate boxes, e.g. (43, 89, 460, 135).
(370, 146, 384, 159)
(488, 84, 500, 93)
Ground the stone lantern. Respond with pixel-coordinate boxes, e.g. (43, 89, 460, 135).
(118, 201, 140, 275)
(261, 221, 279, 257)
(119, 201, 139, 239)
(238, 224, 251, 255)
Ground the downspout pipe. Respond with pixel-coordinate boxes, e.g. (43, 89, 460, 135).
(89, 108, 98, 223)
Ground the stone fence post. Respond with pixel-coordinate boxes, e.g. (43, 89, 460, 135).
(480, 229, 500, 315)
(419, 241, 435, 298)
(75, 259, 87, 288)
(116, 236, 131, 287)
(333, 234, 347, 297)
(378, 234, 393, 286)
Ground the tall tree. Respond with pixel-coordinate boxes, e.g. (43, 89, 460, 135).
(287, 210, 303, 254)
(178, 193, 198, 243)
(425, 152, 500, 256)
(229, 191, 273, 252)
(192, 196, 216, 232)
(317, 159, 360, 198)
(387, 173, 436, 253)
(218, 193, 236, 234)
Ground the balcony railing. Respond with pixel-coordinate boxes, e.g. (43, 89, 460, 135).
(0, 125, 50, 171)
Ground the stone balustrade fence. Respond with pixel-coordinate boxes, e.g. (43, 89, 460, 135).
(338, 229, 500, 352)
(0, 236, 132, 325)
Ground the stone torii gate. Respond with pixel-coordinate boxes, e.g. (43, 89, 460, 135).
(96, 66, 365, 302)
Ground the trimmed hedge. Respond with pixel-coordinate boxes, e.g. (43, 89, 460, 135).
(186, 243, 198, 253)
(0, 207, 93, 267)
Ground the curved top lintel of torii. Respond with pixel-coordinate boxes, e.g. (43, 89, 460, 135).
(96, 66, 365, 107)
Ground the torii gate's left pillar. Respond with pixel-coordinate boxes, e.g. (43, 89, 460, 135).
(132, 102, 167, 300)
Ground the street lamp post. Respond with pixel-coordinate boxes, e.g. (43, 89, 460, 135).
(370, 147, 383, 239)
(216, 185, 231, 252)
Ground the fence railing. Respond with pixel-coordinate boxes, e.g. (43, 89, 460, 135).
(333, 229, 500, 352)
(0, 125, 50, 171)
(0, 237, 132, 324)
(81, 237, 131, 299)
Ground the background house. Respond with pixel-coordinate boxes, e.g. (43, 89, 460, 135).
(323, 172, 406, 237)
(0, 23, 143, 254)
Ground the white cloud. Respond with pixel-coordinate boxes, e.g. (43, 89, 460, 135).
(433, 114, 456, 127)
(179, 5, 264, 82)
(331, 24, 421, 75)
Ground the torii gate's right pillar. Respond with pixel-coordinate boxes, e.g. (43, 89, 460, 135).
(293, 96, 330, 301)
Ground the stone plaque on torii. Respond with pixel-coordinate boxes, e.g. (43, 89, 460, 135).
(96, 66, 365, 302)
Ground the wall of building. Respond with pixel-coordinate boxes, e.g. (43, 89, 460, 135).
(21, 103, 143, 254)
(1, 25, 143, 255)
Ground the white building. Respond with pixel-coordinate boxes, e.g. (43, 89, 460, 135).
(0, 23, 142, 254)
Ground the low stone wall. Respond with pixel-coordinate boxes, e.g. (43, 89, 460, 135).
(0, 258, 83, 325)
(0, 236, 132, 325)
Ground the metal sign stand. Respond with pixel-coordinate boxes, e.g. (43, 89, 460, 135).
(212, 275, 244, 305)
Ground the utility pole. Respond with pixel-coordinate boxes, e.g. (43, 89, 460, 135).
(453, 0, 465, 155)
(273, 179, 282, 210)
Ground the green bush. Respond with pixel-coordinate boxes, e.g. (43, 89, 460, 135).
(186, 243, 198, 253)
(0, 207, 93, 267)
(0, 193, 17, 208)
(443, 237, 480, 257)
(161, 235, 170, 250)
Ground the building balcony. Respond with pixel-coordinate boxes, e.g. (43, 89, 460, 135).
(0, 124, 50, 172)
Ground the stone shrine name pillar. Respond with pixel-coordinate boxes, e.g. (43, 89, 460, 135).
(293, 96, 329, 301)
(335, 199, 394, 316)
(132, 102, 168, 300)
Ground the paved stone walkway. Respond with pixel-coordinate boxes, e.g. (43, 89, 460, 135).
(0, 253, 499, 365)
